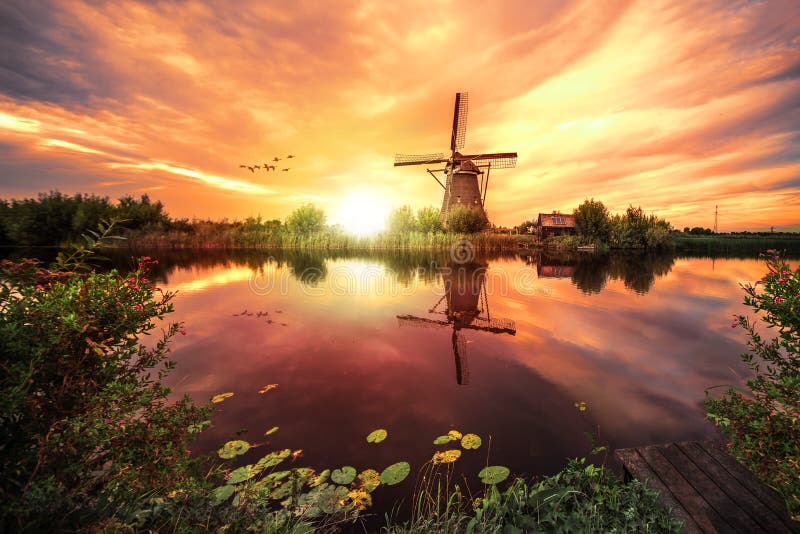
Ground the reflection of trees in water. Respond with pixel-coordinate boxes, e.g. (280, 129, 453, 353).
(529, 250, 677, 295)
(106, 248, 514, 288)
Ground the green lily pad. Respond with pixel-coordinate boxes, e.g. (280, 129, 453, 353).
(357, 469, 381, 492)
(380, 461, 410, 485)
(447, 430, 462, 440)
(210, 484, 235, 505)
(265, 426, 279, 436)
(331, 466, 356, 485)
(433, 435, 452, 445)
(478, 465, 510, 485)
(461, 433, 482, 450)
(217, 440, 250, 459)
(314, 484, 349, 514)
(366, 429, 387, 443)
(227, 464, 259, 485)
(309, 469, 330, 487)
(255, 448, 291, 469)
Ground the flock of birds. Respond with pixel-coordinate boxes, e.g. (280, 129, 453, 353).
(240, 154, 294, 174)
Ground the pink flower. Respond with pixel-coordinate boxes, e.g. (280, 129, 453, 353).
(778, 278, 786, 283)
(142, 256, 151, 261)
(782, 270, 791, 276)
(153, 260, 159, 264)
(180, 329, 187, 336)
(35, 284, 44, 290)
(775, 297, 784, 304)
(133, 303, 143, 311)
(115, 301, 122, 307)
(731, 323, 737, 328)
(132, 285, 140, 291)
(128, 277, 136, 283)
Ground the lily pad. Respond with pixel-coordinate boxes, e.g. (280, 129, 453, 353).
(227, 464, 259, 485)
(380, 461, 410, 485)
(315, 484, 349, 514)
(432, 449, 461, 464)
(331, 466, 356, 485)
(447, 430, 462, 440)
(217, 440, 250, 459)
(478, 465, 510, 484)
(433, 435, 452, 445)
(357, 469, 381, 492)
(255, 448, 291, 469)
(264, 426, 279, 436)
(346, 489, 372, 511)
(211, 392, 234, 403)
(310, 469, 330, 487)
(461, 433, 482, 450)
(210, 484, 235, 505)
(366, 429, 388, 443)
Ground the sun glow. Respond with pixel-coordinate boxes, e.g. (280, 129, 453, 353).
(333, 192, 391, 236)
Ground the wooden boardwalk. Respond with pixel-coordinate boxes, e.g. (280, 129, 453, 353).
(615, 441, 798, 533)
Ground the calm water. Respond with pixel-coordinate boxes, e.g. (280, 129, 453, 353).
(7, 245, 795, 520)
(114, 247, 795, 517)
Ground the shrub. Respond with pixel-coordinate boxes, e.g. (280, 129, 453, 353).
(286, 204, 326, 235)
(447, 206, 487, 233)
(573, 198, 611, 245)
(387, 205, 418, 234)
(416, 206, 444, 233)
(0, 255, 210, 530)
(706, 252, 800, 520)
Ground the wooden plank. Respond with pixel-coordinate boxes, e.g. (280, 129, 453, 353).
(678, 442, 796, 533)
(637, 445, 734, 533)
(698, 441, 798, 532)
(659, 442, 766, 533)
(615, 448, 701, 533)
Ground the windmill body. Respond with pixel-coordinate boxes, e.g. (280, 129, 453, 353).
(394, 93, 517, 226)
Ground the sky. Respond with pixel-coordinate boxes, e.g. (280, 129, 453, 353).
(0, 0, 798, 232)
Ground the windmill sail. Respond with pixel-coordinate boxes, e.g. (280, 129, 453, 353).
(459, 152, 517, 169)
(394, 153, 447, 167)
(450, 92, 468, 152)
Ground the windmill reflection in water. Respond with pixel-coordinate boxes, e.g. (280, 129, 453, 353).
(397, 261, 516, 385)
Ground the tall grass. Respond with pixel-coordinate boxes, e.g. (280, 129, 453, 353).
(122, 226, 533, 252)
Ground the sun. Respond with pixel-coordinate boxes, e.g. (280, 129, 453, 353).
(332, 192, 391, 236)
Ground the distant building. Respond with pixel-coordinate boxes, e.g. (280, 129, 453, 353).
(536, 212, 576, 238)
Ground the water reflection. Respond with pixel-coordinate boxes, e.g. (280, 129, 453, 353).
(397, 260, 516, 385)
(524, 251, 677, 294)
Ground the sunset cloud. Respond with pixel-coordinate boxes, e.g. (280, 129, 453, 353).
(0, 0, 797, 230)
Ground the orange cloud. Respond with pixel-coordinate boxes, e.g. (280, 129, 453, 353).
(0, 0, 797, 230)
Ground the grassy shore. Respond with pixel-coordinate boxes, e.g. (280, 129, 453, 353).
(121, 227, 535, 251)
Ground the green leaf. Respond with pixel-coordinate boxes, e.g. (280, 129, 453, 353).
(461, 433, 482, 450)
(478, 465, 510, 485)
(255, 448, 291, 469)
(210, 484, 234, 505)
(227, 464, 259, 485)
(366, 429, 387, 443)
(331, 466, 356, 485)
(433, 435, 452, 445)
(264, 426, 279, 436)
(380, 462, 410, 485)
(217, 440, 250, 459)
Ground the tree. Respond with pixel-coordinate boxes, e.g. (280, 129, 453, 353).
(286, 204, 326, 235)
(447, 206, 487, 233)
(417, 206, 444, 233)
(387, 205, 417, 233)
(573, 199, 610, 244)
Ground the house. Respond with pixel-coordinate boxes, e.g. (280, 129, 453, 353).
(536, 212, 576, 238)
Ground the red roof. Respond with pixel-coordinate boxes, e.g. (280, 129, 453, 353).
(537, 213, 576, 227)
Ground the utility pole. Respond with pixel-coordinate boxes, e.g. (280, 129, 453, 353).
(714, 205, 718, 234)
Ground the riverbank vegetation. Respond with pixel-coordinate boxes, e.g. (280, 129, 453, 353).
(706, 252, 800, 520)
(571, 199, 674, 250)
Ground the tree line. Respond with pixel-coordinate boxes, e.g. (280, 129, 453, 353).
(571, 199, 673, 249)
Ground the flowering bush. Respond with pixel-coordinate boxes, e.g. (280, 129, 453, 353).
(0, 256, 210, 530)
(706, 251, 800, 519)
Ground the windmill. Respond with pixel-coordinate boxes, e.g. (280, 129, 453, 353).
(397, 261, 516, 385)
(394, 92, 517, 226)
